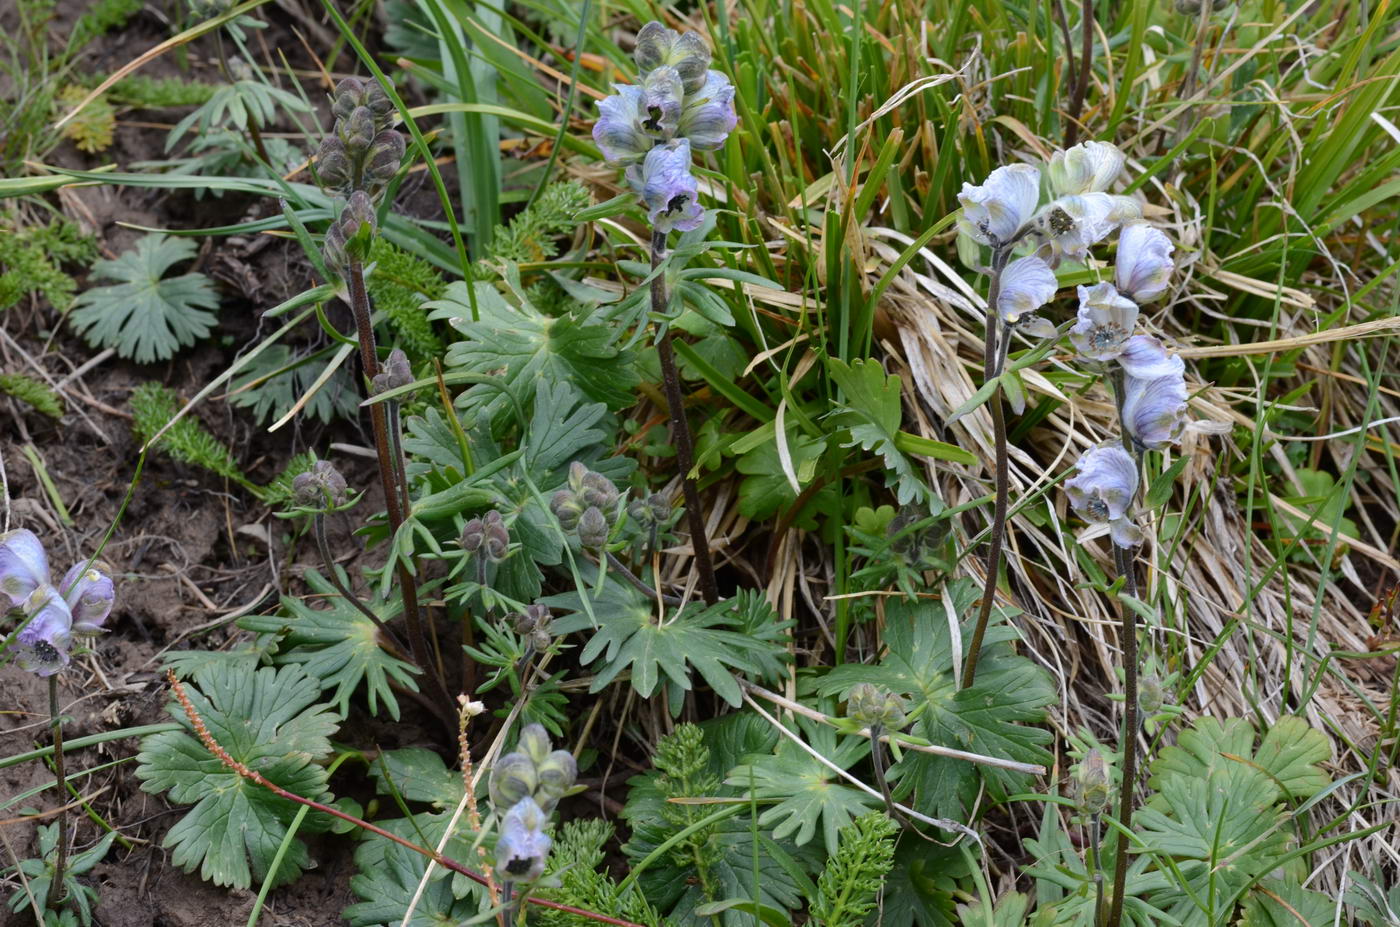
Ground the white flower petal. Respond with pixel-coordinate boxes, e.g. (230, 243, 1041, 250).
(1115, 223, 1175, 302)
(996, 255, 1058, 324)
(1069, 282, 1139, 361)
(1048, 141, 1126, 196)
(957, 163, 1041, 247)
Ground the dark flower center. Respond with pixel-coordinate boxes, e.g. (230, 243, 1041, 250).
(665, 193, 691, 215)
(1086, 498, 1110, 521)
(1089, 324, 1127, 350)
(1048, 207, 1075, 236)
(32, 640, 60, 663)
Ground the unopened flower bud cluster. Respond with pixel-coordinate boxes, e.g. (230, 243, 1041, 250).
(462, 510, 510, 564)
(488, 723, 578, 882)
(846, 683, 908, 731)
(1, 530, 116, 676)
(317, 77, 405, 274)
(592, 21, 738, 233)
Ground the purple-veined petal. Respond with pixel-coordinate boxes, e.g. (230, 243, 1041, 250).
(0, 529, 49, 609)
(957, 163, 1041, 248)
(1115, 223, 1175, 302)
(1065, 443, 1139, 525)
(1122, 368, 1189, 451)
(60, 562, 115, 634)
(14, 585, 74, 677)
(1117, 334, 1184, 380)
(996, 255, 1058, 325)
(627, 138, 704, 233)
(593, 85, 651, 164)
(495, 797, 552, 882)
(1047, 140, 1126, 196)
(639, 66, 684, 139)
(678, 70, 737, 150)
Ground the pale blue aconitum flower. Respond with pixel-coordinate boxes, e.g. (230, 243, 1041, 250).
(1065, 444, 1144, 548)
(626, 139, 705, 233)
(1115, 223, 1175, 303)
(496, 796, 552, 882)
(1038, 192, 1142, 265)
(677, 70, 738, 150)
(1047, 141, 1126, 197)
(634, 21, 711, 94)
(639, 66, 685, 139)
(1, 529, 116, 676)
(1117, 334, 1184, 381)
(996, 255, 1059, 326)
(958, 163, 1041, 248)
(592, 86, 651, 164)
(1070, 282, 1139, 362)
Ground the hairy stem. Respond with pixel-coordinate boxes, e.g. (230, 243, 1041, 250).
(165, 669, 644, 927)
(1090, 813, 1105, 926)
(601, 550, 683, 607)
(347, 259, 454, 729)
(962, 248, 1012, 688)
(1065, 0, 1095, 146)
(1107, 542, 1139, 927)
(650, 230, 719, 605)
(47, 676, 68, 911)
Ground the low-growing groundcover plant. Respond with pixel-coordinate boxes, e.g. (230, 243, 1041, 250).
(3, 0, 1400, 925)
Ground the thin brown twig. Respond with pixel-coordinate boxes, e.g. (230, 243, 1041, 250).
(1065, 0, 1094, 146)
(164, 669, 644, 927)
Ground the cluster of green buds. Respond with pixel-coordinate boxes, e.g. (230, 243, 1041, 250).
(626, 491, 673, 532)
(321, 190, 376, 277)
(846, 683, 909, 732)
(511, 603, 553, 652)
(462, 510, 509, 564)
(489, 724, 578, 883)
(371, 348, 413, 395)
(549, 462, 620, 550)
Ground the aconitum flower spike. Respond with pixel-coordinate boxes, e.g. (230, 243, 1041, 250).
(634, 21, 711, 94)
(0, 529, 49, 609)
(957, 163, 1040, 248)
(996, 255, 1058, 326)
(1065, 444, 1143, 548)
(677, 70, 738, 150)
(496, 797, 552, 882)
(593, 86, 651, 164)
(1069, 282, 1139, 362)
(639, 67, 685, 139)
(1047, 140, 1126, 196)
(1121, 367, 1189, 452)
(59, 563, 115, 634)
(14, 585, 74, 677)
(626, 139, 704, 233)
(488, 753, 539, 810)
(1115, 223, 1175, 303)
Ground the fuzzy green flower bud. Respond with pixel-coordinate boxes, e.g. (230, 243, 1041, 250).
(550, 489, 584, 531)
(577, 506, 609, 549)
(363, 130, 405, 188)
(846, 683, 908, 731)
(482, 509, 509, 563)
(1075, 750, 1111, 815)
(488, 752, 538, 810)
(316, 136, 352, 190)
(517, 723, 553, 766)
(634, 21, 711, 94)
(534, 749, 577, 812)
(342, 106, 376, 153)
(1138, 673, 1166, 716)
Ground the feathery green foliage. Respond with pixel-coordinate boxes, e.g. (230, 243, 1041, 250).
(129, 382, 248, 486)
(0, 213, 96, 311)
(0, 372, 64, 419)
(367, 238, 445, 363)
(810, 812, 899, 927)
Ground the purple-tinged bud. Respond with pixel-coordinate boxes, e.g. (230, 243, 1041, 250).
(625, 138, 704, 233)
(488, 753, 538, 810)
(372, 348, 413, 394)
(59, 562, 115, 634)
(577, 506, 609, 549)
(1069, 282, 1139, 362)
(1047, 141, 1125, 197)
(1115, 223, 1175, 303)
(482, 510, 509, 563)
(14, 585, 74, 677)
(462, 516, 485, 553)
(512, 603, 551, 636)
(316, 136, 352, 190)
(550, 490, 583, 531)
(1121, 359, 1188, 453)
(292, 459, 349, 508)
(342, 106, 376, 152)
(634, 21, 711, 94)
(677, 70, 737, 150)
(579, 471, 619, 511)
(495, 797, 551, 882)
(363, 130, 405, 188)
(0, 529, 49, 610)
(331, 78, 367, 121)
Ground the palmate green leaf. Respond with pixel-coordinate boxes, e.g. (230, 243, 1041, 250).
(725, 718, 876, 855)
(1136, 762, 1290, 927)
(1146, 716, 1332, 806)
(68, 233, 220, 363)
(1237, 878, 1336, 926)
(825, 357, 931, 506)
(878, 837, 964, 927)
(134, 662, 339, 890)
(344, 812, 486, 927)
(549, 583, 791, 710)
(1344, 871, 1400, 926)
(734, 426, 834, 528)
(238, 568, 419, 721)
(429, 279, 639, 420)
(525, 379, 612, 473)
(815, 581, 1054, 821)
